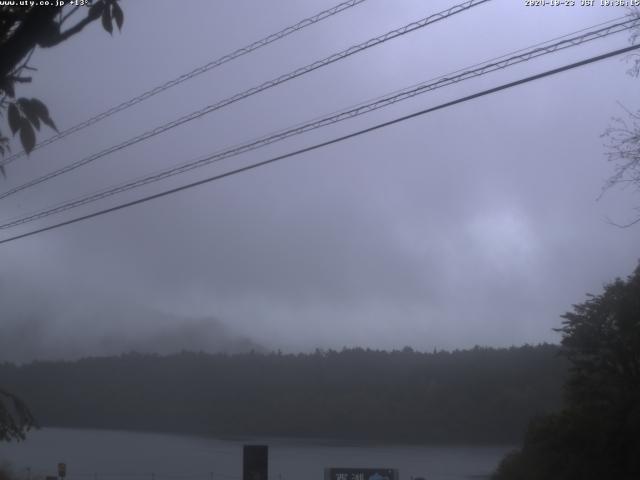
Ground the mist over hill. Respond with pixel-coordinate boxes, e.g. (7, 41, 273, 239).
(0, 292, 265, 363)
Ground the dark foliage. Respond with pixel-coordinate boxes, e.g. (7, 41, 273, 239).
(0, 388, 36, 442)
(0, 464, 15, 480)
(0, 344, 564, 444)
(0, 0, 123, 167)
(494, 263, 640, 479)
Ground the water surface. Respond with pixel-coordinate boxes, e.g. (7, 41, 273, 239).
(1, 428, 513, 480)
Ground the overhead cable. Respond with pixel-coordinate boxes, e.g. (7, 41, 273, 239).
(1, 43, 638, 246)
(0, 0, 491, 200)
(1, 17, 637, 230)
(0, 0, 369, 166)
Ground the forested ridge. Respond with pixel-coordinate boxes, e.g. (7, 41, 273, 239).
(0, 344, 564, 444)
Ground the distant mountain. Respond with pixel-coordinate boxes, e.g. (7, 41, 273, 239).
(0, 292, 265, 362)
(97, 314, 266, 356)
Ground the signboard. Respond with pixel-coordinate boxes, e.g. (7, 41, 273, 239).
(243, 445, 268, 480)
(57, 464, 66, 479)
(325, 468, 398, 480)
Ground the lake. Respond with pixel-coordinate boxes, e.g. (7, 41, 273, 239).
(0, 428, 513, 480)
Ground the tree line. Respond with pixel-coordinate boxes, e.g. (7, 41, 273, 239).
(0, 344, 565, 444)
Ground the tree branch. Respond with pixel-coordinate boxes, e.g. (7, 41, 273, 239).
(60, 5, 82, 26)
(39, 10, 99, 47)
(604, 214, 640, 228)
(0, 387, 36, 442)
(0, 7, 61, 80)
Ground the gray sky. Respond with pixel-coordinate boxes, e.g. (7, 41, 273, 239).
(1, 0, 639, 361)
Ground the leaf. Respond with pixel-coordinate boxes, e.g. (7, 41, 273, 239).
(29, 98, 58, 132)
(7, 103, 21, 135)
(19, 121, 36, 154)
(102, 5, 113, 34)
(28, 97, 50, 117)
(88, 1, 105, 20)
(112, 1, 124, 31)
(17, 98, 40, 130)
(0, 78, 15, 98)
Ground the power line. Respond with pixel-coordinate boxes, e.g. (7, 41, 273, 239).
(0, 0, 491, 201)
(273, 13, 633, 133)
(1, 17, 637, 230)
(0, 0, 368, 166)
(1, 43, 638, 246)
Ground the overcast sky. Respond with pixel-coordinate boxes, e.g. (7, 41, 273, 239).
(1, 0, 639, 361)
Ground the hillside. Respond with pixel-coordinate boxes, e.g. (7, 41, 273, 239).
(0, 344, 565, 444)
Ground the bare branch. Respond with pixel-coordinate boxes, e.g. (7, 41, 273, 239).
(0, 387, 37, 442)
(604, 214, 640, 228)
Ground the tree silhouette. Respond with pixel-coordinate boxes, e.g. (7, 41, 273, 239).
(494, 262, 640, 479)
(0, 388, 35, 442)
(601, 8, 640, 227)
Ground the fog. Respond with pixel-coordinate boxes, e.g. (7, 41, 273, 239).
(1, 0, 639, 362)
